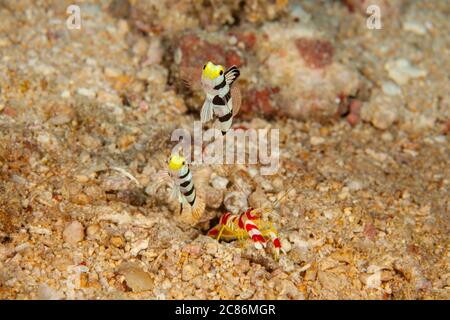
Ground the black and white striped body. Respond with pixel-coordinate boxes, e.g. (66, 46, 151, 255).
(201, 66, 240, 135)
(172, 164, 196, 207)
(209, 80, 233, 134)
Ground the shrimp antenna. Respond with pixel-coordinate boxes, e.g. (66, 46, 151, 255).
(271, 186, 295, 209)
(233, 178, 249, 195)
(257, 170, 305, 215)
(253, 186, 294, 216)
(270, 167, 306, 209)
(227, 163, 305, 214)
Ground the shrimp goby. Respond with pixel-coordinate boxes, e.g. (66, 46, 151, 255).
(153, 152, 206, 221)
(181, 61, 241, 135)
(167, 154, 205, 219)
(200, 62, 240, 135)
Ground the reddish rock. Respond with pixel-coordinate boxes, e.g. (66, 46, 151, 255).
(347, 113, 359, 126)
(442, 119, 450, 135)
(177, 34, 243, 68)
(347, 99, 362, 126)
(341, 0, 404, 17)
(349, 99, 362, 114)
(178, 35, 222, 67)
(407, 244, 421, 256)
(363, 221, 378, 242)
(254, 24, 360, 121)
(2, 106, 17, 117)
(240, 87, 280, 118)
(341, 0, 362, 12)
(230, 31, 257, 50)
(336, 96, 363, 126)
(295, 38, 334, 69)
(109, 0, 131, 19)
(225, 50, 243, 68)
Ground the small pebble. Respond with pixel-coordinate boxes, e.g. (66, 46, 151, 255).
(205, 187, 223, 209)
(76, 87, 96, 98)
(403, 21, 427, 35)
(86, 224, 100, 239)
(60, 90, 71, 98)
(182, 264, 200, 282)
(385, 59, 427, 85)
(381, 132, 394, 142)
(381, 81, 402, 96)
(63, 221, 85, 245)
(118, 262, 153, 292)
(280, 238, 291, 253)
(110, 236, 125, 248)
(130, 239, 149, 256)
(347, 180, 363, 191)
(224, 191, 248, 214)
(210, 175, 229, 190)
(310, 136, 325, 146)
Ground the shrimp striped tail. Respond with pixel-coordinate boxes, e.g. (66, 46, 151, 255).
(207, 224, 221, 238)
(268, 230, 282, 257)
(244, 219, 266, 250)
